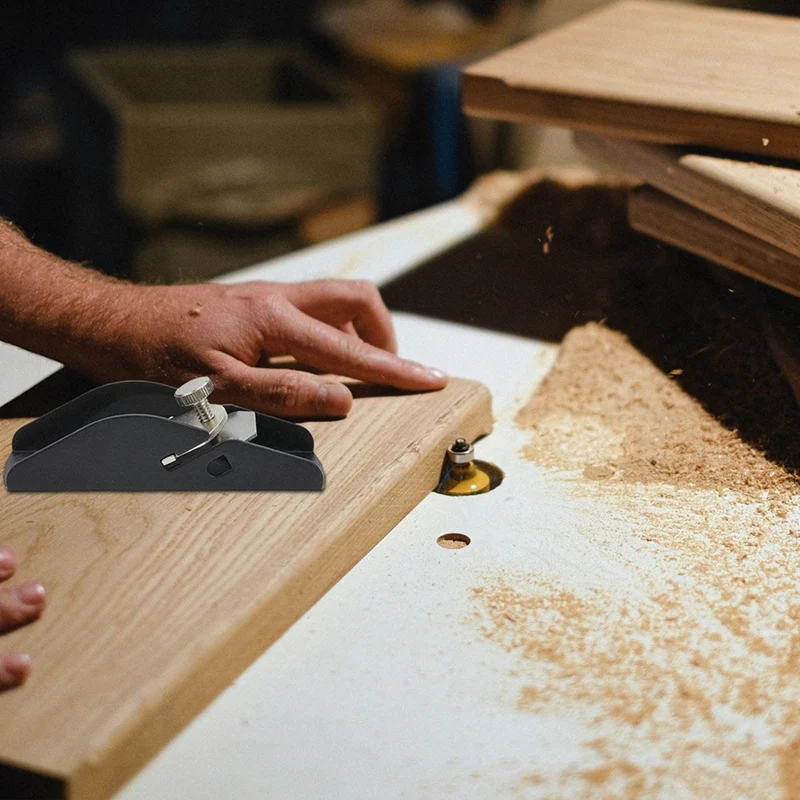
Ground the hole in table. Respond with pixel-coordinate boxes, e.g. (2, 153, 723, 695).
(437, 533, 471, 549)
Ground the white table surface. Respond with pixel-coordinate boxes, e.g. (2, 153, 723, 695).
(3, 193, 622, 799)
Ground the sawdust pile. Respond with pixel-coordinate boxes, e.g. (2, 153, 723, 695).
(472, 322, 800, 797)
(516, 322, 799, 505)
(473, 290, 800, 799)
(474, 561, 800, 798)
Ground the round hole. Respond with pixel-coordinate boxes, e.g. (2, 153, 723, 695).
(437, 533, 471, 549)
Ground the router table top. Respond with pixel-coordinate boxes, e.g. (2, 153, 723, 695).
(3, 171, 799, 799)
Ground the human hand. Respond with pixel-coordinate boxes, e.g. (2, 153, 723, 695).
(81, 278, 448, 418)
(0, 547, 46, 691)
(0, 221, 446, 417)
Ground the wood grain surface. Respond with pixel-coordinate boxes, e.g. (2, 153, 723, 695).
(576, 132, 800, 260)
(629, 186, 800, 298)
(463, 0, 800, 158)
(0, 378, 492, 800)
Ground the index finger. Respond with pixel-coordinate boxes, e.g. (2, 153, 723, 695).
(279, 279, 398, 353)
(279, 303, 447, 391)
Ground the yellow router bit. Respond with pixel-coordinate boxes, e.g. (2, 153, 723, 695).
(436, 438, 492, 496)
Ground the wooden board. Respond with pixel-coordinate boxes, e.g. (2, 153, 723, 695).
(462, 0, 800, 159)
(0, 378, 492, 799)
(628, 186, 800, 298)
(576, 132, 800, 260)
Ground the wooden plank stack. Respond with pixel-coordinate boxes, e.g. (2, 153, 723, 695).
(462, 0, 800, 297)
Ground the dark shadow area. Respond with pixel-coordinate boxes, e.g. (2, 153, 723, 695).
(606, 250, 800, 476)
(0, 764, 64, 800)
(383, 178, 800, 477)
(346, 383, 407, 400)
(382, 180, 639, 342)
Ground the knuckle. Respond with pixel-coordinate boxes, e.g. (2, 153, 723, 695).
(339, 335, 370, 365)
(257, 291, 286, 318)
(263, 373, 308, 412)
(252, 293, 289, 346)
(351, 279, 381, 303)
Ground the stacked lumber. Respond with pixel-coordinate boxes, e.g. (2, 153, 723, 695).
(462, 0, 800, 296)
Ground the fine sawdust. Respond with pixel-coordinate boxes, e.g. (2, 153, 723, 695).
(471, 223, 800, 796)
(516, 322, 799, 507)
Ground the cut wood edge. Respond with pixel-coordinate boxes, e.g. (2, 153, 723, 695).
(461, 0, 800, 159)
(628, 186, 800, 299)
(62, 379, 493, 800)
(575, 131, 800, 260)
(461, 72, 800, 160)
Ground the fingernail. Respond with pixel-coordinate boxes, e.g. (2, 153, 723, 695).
(16, 582, 45, 606)
(318, 382, 352, 406)
(0, 549, 13, 573)
(4, 653, 31, 677)
(414, 364, 447, 381)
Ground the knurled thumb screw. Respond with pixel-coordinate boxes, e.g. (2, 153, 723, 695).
(174, 376, 215, 425)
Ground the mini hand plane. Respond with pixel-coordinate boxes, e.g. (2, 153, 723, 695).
(3, 377, 325, 492)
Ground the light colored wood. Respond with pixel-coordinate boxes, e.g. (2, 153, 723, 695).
(298, 194, 377, 246)
(629, 186, 800, 297)
(463, 0, 800, 159)
(576, 132, 800, 260)
(0, 378, 492, 799)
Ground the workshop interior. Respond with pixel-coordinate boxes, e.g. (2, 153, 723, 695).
(4, 0, 800, 798)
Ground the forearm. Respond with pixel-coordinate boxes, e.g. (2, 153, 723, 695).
(0, 220, 134, 372)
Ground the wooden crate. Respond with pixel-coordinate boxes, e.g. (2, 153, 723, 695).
(67, 45, 381, 226)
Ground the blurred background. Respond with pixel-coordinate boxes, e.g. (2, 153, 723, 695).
(0, 0, 795, 284)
